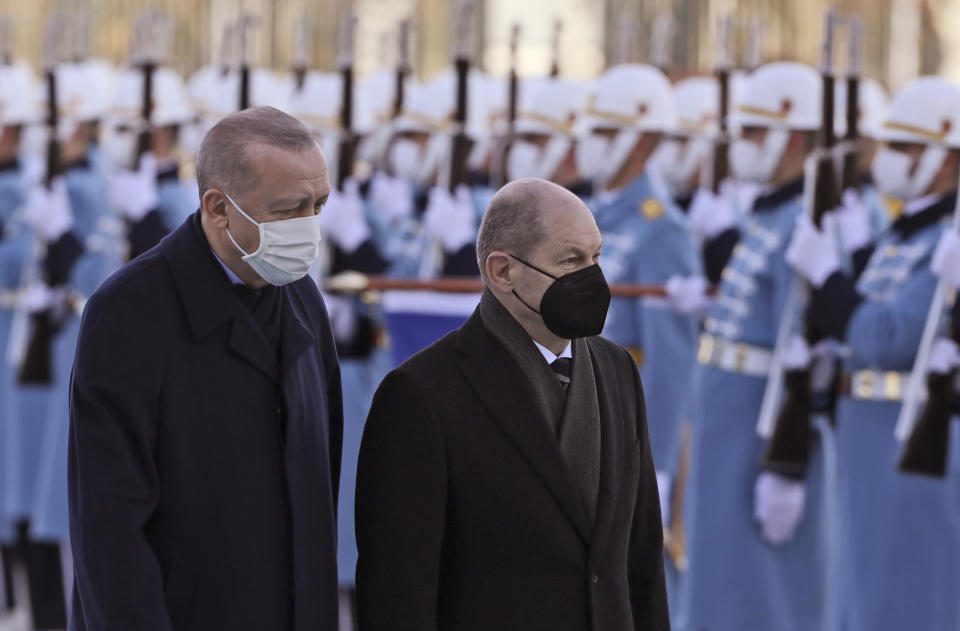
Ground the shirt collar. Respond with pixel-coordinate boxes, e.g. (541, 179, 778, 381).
(533, 339, 573, 365)
(210, 248, 245, 286)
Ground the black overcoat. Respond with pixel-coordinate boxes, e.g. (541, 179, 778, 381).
(68, 212, 343, 631)
(355, 308, 669, 631)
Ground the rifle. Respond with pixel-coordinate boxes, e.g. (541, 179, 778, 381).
(898, 283, 960, 477)
(336, 8, 357, 192)
(237, 13, 257, 110)
(649, 12, 675, 76)
(840, 17, 863, 194)
(133, 11, 159, 169)
(549, 19, 562, 78)
(896, 205, 960, 464)
(446, 0, 474, 193)
(0, 16, 11, 65)
(708, 13, 733, 194)
(745, 16, 765, 72)
(492, 23, 520, 188)
(17, 17, 63, 385)
(292, 10, 310, 92)
(758, 10, 840, 476)
(393, 19, 412, 119)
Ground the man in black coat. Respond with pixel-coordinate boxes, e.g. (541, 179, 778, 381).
(355, 178, 669, 631)
(68, 107, 343, 631)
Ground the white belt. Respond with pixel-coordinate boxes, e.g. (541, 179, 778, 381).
(841, 370, 914, 402)
(697, 333, 773, 377)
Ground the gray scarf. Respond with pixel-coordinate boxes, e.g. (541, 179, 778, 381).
(478, 289, 601, 526)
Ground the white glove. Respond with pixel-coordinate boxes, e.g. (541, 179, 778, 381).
(665, 275, 711, 315)
(833, 190, 873, 254)
(318, 178, 371, 253)
(108, 152, 158, 221)
(688, 187, 738, 240)
(782, 334, 812, 370)
(785, 214, 841, 288)
(720, 178, 761, 215)
(931, 230, 960, 291)
(754, 472, 806, 546)
(20, 282, 55, 313)
(423, 185, 476, 254)
(23, 177, 73, 242)
(370, 171, 414, 227)
(928, 338, 960, 375)
(656, 471, 672, 528)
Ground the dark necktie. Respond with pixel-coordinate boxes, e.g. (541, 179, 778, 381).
(551, 357, 572, 392)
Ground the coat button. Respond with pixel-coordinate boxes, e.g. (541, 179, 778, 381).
(591, 575, 599, 584)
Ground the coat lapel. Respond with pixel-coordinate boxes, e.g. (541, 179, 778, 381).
(161, 212, 280, 382)
(586, 339, 626, 561)
(456, 311, 591, 543)
(280, 286, 318, 377)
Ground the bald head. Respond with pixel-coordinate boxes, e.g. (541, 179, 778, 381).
(477, 178, 593, 283)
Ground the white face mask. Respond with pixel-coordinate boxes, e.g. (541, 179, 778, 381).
(389, 135, 447, 186)
(224, 192, 323, 286)
(103, 128, 138, 171)
(507, 136, 571, 181)
(576, 129, 639, 188)
(729, 129, 790, 183)
(871, 145, 947, 202)
(648, 137, 708, 197)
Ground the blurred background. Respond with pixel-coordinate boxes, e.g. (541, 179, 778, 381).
(0, 0, 957, 90)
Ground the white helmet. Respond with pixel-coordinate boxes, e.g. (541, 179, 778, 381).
(0, 62, 41, 127)
(389, 69, 489, 186)
(576, 63, 677, 188)
(108, 67, 195, 128)
(648, 75, 719, 197)
(834, 77, 889, 138)
(103, 67, 196, 170)
(870, 77, 960, 202)
(288, 70, 343, 177)
(508, 78, 587, 181)
(729, 61, 822, 131)
(354, 69, 414, 167)
(728, 61, 821, 184)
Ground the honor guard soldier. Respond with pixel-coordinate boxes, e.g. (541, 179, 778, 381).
(506, 78, 592, 198)
(576, 63, 700, 607)
(677, 61, 830, 631)
(0, 60, 42, 612)
(105, 67, 200, 241)
(786, 76, 960, 631)
(381, 71, 488, 278)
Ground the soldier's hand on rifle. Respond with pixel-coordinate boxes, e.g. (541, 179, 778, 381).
(108, 151, 158, 221)
(20, 282, 55, 314)
(753, 472, 806, 546)
(665, 275, 711, 315)
(318, 178, 371, 253)
(688, 187, 737, 240)
(370, 171, 414, 227)
(24, 176, 74, 242)
(785, 214, 840, 288)
(833, 189, 872, 254)
(423, 185, 476, 254)
(928, 338, 960, 375)
(931, 230, 960, 291)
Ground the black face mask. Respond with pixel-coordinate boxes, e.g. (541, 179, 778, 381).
(509, 254, 611, 339)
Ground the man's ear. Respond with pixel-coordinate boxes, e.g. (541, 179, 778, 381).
(485, 251, 515, 293)
(202, 189, 230, 229)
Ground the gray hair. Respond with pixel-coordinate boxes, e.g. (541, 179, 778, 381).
(196, 106, 319, 199)
(476, 179, 552, 283)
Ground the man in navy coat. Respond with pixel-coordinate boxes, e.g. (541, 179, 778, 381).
(67, 106, 343, 631)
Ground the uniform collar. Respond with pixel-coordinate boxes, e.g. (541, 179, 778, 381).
(752, 177, 805, 213)
(891, 191, 956, 240)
